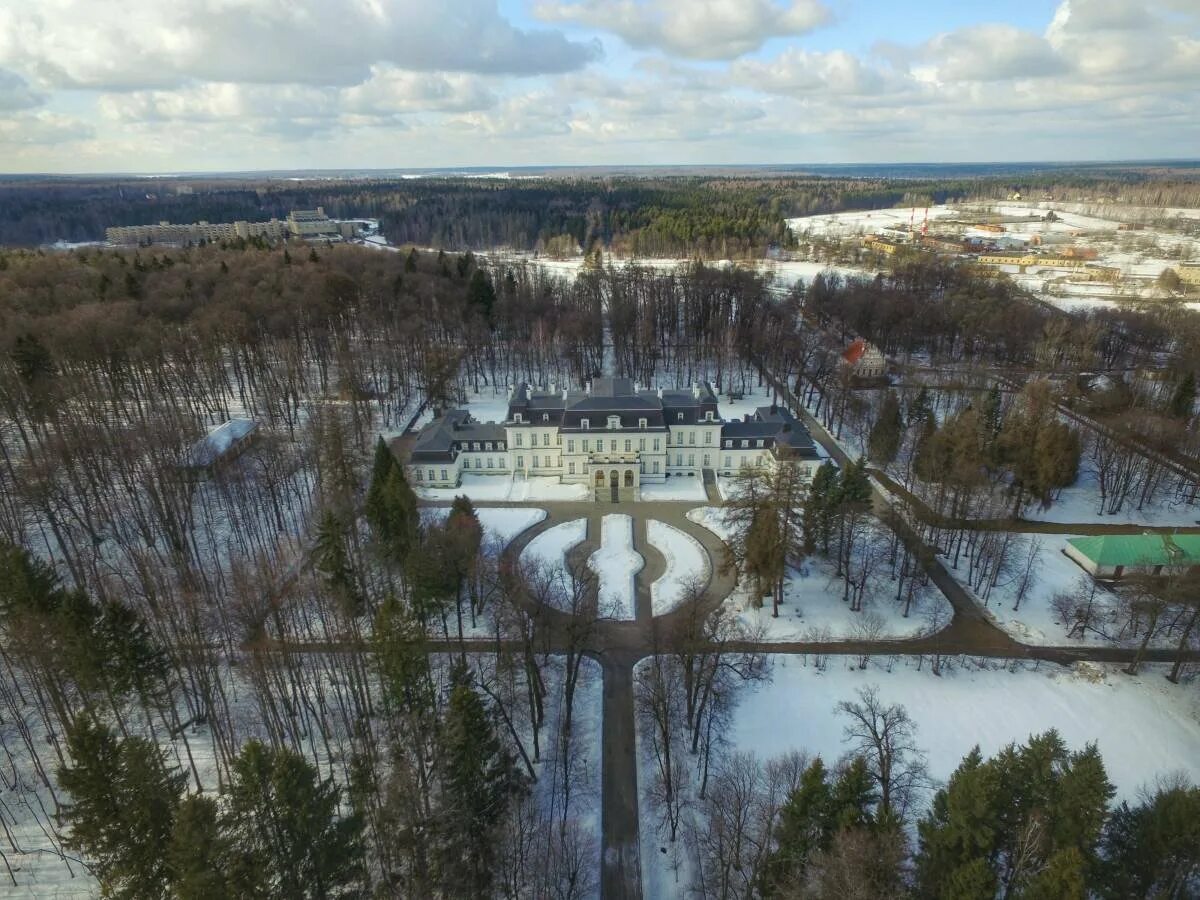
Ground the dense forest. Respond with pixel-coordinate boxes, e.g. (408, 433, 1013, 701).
(6, 167, 1200, 254)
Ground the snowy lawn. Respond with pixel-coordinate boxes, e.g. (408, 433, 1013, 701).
(638, 654, 1200, 899)
(639, 478, 707, 502)
(587, 514, 642, 620)
(646, 520, 710, 615)
(417, 474, 589, 502)
(732, 656, 1200, 803)
(523, 518, 588, 573)
(1026, 467, 1200, 527)
(422, 506, 546, 547)
(461, 386, 511, 424)
(686, 507, 948, 640)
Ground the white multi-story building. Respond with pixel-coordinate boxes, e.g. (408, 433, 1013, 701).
(407, 377, 822, 499)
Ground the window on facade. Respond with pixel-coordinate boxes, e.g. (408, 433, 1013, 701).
(689, 431, 695, 444)
(724, 455, 732, 468)
(556, 434, 562, 446)
(544, 456, 550, 467)
(704, 432, 712, 444)
(516, 433, 523, 447)
(487, 458, 494, 468)
(543, 433, 550, 446)
(517, 456, 524, 468)
(639, 438, 646, 451)
(569, 462, 576, 474)
(610, 440, 617, 452)
(428, 469, 435, 480)
(653, 461, 660, 473)
(415, 470, 424, 481)
(676, 453, 683, 466)
(703, 454, 710, 467)
(801, 466, 812, 477)
(583, 439, 589, 452)
(440, 469, 448, 480)
(568, 439, 575, 453)
(624, 439, 631, 452)
(676, 432, 684, 445)
(581, 418, 590, 429)
(688, 454, 695, 466)
(654, 438, 661, 451)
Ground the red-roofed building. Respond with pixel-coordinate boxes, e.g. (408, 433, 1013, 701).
(841, 338, 887, 379)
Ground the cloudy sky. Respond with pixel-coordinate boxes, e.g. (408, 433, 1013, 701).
(0, 0, 1197, 173)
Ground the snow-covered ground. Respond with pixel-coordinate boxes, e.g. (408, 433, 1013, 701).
(732, 656, 1200, 803)
(460, 386, 512, 424)
(686, 507, 950, 640)
(422, 506, 547, 547)
(1027, 466, 1200, 527)
(417, 474, 590, 502)
(637, 653, 1200, 898)
(786, 205, 960, 240)
(523, 518, 588, 574)
(587, 514, 641, 620)
(646, 520, 709, 616)
(638, 478, 708, 502)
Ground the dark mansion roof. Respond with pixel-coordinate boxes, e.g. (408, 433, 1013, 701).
(722, 406, 821, 460)
(409, 410, 506, 463)
(508, 377, 720, 429)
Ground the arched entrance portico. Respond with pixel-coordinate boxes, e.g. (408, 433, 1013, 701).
(591, 464, 641, 502)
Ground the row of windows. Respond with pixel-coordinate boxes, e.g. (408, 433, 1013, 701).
(724, 438, 766, 449)
(513, 432, 561, 447)
(458, 441, 505, 452)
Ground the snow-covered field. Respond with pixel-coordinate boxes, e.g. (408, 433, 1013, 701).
(637, 654, 1200, 898)
(417, 473, 590, 502)
(638, 478, 707, 502)
(686, 507, 950, 640)
(733, 657, 1200, 802)
(1027, 466, 1200, 527)
(523, 518, 588, 574)
(587, 514, 641, 620)
(422, 506, 546, 546)
(646, 520, 709, 616)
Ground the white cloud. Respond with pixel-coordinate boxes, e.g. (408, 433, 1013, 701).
(533, 0, 830, 59)
(0, 0, 600, 90)
(733, 48, 885, 96)
(0, 110, 92, 145)
(920, 24, 1065, 83)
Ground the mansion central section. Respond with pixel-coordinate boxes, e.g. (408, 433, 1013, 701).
(407, 377, 820, 499)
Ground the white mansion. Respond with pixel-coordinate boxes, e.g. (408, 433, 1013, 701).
(407, 377, 822, 499)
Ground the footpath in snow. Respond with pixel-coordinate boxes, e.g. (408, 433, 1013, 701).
(587, 514, 641, 620)
(646, 520, 709, 615)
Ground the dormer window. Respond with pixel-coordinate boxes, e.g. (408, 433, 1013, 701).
(607, 416, 620, 430)
(677, 412, 684, 422)
(638, 417, 648, 429)
(741, 440, 748, 448)
(581, 418, 590, 430)
(514, 413, 523, 423)
(705, 411, 714, 422)
(756, 439, 764, 448)
(542, 413, 549, 422)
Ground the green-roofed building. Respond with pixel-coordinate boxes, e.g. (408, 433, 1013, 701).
(1064, 533, 1200, 579)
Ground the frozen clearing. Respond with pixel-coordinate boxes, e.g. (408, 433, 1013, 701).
(587, 514, 641, 620)
(647, 520, 709, 615)
(639, 478, 707, 502)
(523, 518, 587, 573)
(417, 474, 589, 502)
(1026, 467, 1200, 527)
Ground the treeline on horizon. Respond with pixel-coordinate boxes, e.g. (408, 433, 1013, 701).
(4, 168, 1200, 252)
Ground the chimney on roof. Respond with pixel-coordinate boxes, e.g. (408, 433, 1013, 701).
(693, 383, 701, 399)
(550, 381, 556, 395)
(563, 388, 568, 401)
(586, 381, 592, 395)
(657, 387, 663, 399)
(634, 380, 640, 394)
(507, 384, 514, 400)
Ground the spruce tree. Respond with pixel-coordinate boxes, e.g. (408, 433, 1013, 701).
(226, 740, 366, 899)
(57, 718, 186, 899)
(168, 795, 244, 899)
(867, 390, 904, 464)
(437, 666, 526, 899)
(314, 509, 362, 616)
(1169, 371, 1196, 420)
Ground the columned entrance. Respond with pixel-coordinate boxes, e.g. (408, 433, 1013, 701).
(591, 463, 640, 501)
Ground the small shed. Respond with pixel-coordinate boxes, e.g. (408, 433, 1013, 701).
(1064, 533, 1200, 580)
(186, 419, 258, 470)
